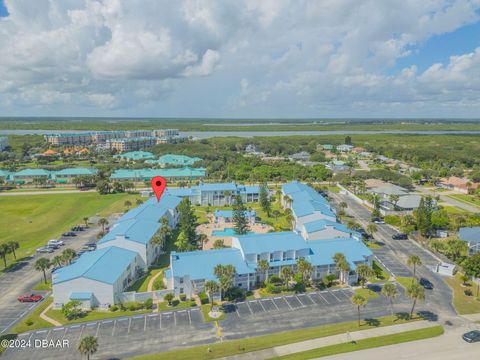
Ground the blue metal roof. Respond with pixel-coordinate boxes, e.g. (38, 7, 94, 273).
(234, 231, 308, 254)
(303, 219, 356, 235)
(214, 209, 256, 218)
(70, 292, 93, 300)
(98, 218, 160, 245)
(308, 238, 373, 269)
(52, 246, 138, 285)
(169, 249, 255, 281)
(459, 227, 480, 244)
(197, 183, 238, 191)
(110, 168, 206, 180)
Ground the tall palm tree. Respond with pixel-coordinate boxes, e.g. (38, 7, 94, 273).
(62, 248, 77, 265)
(51, 255, 64, 267)
(35, 258, 51, 284)
(0, 244, 11, 268)
(407, 255, 422, 278)
(98, 218, 109, 233)
(356, 264, 375, 288)
(280, 266, 293, 288)
(204, 280, 219, 304)
(78, 335, 98, 360)
(351, 293, 368, 327)
(257, 259, 270, 284)
(406, 282, 425, 319)
(7, 241, 19, 260)
(333, 253, 349, 284)
(381, 282, 398, 316)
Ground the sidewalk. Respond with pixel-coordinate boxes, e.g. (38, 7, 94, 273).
(220, 320, 437, 360)
(39, 303, 62, 327)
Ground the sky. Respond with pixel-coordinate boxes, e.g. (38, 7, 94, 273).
(1, 0, 480, 119)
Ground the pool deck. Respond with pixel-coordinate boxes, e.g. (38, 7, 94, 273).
(197, 218, 273, 249)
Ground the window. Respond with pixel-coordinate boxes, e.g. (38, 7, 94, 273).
(179, 277, 184, 284)
(180, 288, 184, 294)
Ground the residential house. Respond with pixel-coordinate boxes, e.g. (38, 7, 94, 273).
(337, 144, 354, 152)
(458, 227, 480, 255)
(437, 176, 479, 194)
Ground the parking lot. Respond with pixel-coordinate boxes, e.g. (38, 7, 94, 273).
(4, 307, 214, 360)
(372, 247, 413, 277)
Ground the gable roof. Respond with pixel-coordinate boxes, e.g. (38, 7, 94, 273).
(303, 219, 355, 235)
(308, 238, 373, 269)
(234, 231, 308, 254)
(52, 246, 138, 285)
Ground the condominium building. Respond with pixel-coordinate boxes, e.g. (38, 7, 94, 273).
(106, 137, 157, 152)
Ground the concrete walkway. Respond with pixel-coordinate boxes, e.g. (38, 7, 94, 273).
(220, 320, 438, 360)
(39, 303, 62, 327)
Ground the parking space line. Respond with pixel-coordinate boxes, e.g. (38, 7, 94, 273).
(102, 320, 113, 324)
(159, 313, 162, 329)
(318, 292, 329, 304)
(235, 305, 241, 318)
(36, 330, 47, 334)
(245, 301, 253, 314)
(144, 315, 147, 331)
(78, 325, 84, 340)
(174, 311, 177, 327)
(283, 297, 293, 310)
(95, 323, 100, 337)
(188, 310, 192, 325)
(306, 293, 318, 304)
(258, 300, 266, 312)
(296, 295, 306, 307)
(53, 327, 64, 331)
(339, 290, 352, 300)
(328, 290, 341, 302)
(111, 320, 116, 337)
(62, 327, 67, 340)
(127, 318, 132, 334)
(190, 308, 199, 312)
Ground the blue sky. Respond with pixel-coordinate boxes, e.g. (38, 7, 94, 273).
(0, 0, 480, 118)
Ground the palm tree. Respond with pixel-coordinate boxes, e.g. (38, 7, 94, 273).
(204, 280, 219, 304)
(366, 224, 377, 239)
(356, 264, 375, 288)
(297, 257, 313, 285)
(257, 259, 270, 284)
(460, 274, 470, 286)
(83, 217, 89, 228)
(333, 253, 349, 284)
(7, 241, 19, 260)
(0, 244, 10, 268)
(406, 282, 425, 319)
(407, 255, 422, 278)
(78, 335, 98, 360)
(51, 255, 64, 267)
(98, 218, 109, 233)
(351, 294, 367, 327)
(62, 248, 77, 265)
(283, 195, 292, 208)
(381, 282, 398, 316)
(339, 201, 348, 210)
(280, 266, 293, 288)
(35, 258, 51, 284)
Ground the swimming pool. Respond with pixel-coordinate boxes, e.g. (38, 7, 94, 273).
(211, 228, 252, 236)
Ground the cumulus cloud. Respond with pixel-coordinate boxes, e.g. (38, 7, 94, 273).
(0, 0, 479, 116)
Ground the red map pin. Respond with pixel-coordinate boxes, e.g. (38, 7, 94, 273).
(151, 176, 167, 202)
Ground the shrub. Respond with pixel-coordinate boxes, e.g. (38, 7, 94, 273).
(164, 293, 174, 305)
(245, 290, 253, 297)
(144, 298, 153, 309)
(153, 277, 164, 290)
(224, 287, 245, 301)
(266, 283, 282, 294)
(267, 274, 283, 285)
(198, 292, 209, 305)
(124, 301, 143, 311)
(25, 319, 34, 326)
(179, 294, 187, 302)
(465, 289, 473, 297)
(323, 274, 337, 288)
(109, 305, 119, 312)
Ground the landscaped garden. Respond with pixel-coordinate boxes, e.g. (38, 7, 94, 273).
(444, 272, 480, 314)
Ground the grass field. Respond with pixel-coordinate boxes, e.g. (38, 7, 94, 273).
(396, 277, 415, 289)
(0, 192, 140, 266)
(273, 325, 444, 360)
(447, 194, 480, 208)
(45, 307, 152, 326)
(354, 288, 379, 300)
(11, 297, 53, 334)
(128, 314, 423, 360)
(444, 273, 480, 314)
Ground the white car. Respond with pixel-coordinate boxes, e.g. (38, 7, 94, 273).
(48, 239, 64, 247)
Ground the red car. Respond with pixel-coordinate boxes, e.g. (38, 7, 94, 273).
(17, 293, 43, 302)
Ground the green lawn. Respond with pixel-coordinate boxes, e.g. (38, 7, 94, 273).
(11, 297, 54, 334)
(32, 279, 52, 291)
(128, 315, 422, 360)
(45, 307, 152, 325)
(0, 192, 140, 267)
(354, 288, 379, 300)
(440, 205, 469, 215)
(127, 267, 165, 292)
(444, 273, 480, 314)
(447, 194, 480, 208)
(157, 299, 197, 312)
(370, 261, 389, 283)
(396, 277, 416, 289)
(272, 325, 444, 360)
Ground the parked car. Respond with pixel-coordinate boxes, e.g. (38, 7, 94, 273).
(48, 239, 64, 247)
(462, 330, 480, 343)
(71, 226, 84, 231)
(36, 246, 54, 253)
(84, 243, 97, 250)
(372, 217, 385, 224)
(62, 231, 77, 237)
(18, 293, 43, 302)
(419, 278, 434, 290)
(392, 233, 408, 240)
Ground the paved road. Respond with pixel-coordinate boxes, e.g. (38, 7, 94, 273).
(3, 287, 417, 359)
(414, 186, 480, 213)
(329, 192, 457, 321)
(321, 325, 480, 360)
(0, 214, 119, 335)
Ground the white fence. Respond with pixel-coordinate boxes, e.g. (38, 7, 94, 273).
(118, 289, 174, 303)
